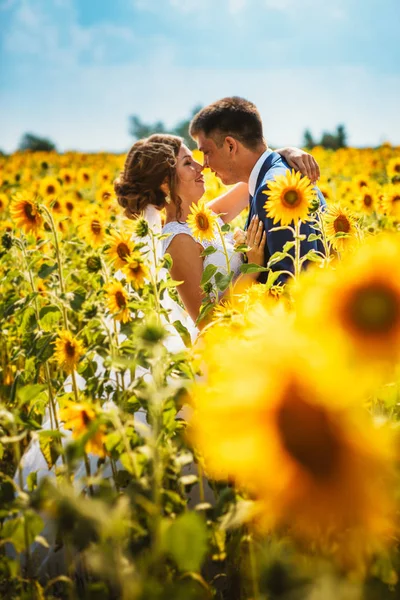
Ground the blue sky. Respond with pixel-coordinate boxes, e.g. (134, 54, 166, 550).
(1, 0, 399, 152)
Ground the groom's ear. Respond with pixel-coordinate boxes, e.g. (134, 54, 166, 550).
(225, 136, 239, 157)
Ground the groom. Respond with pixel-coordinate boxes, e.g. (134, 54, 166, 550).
(189, 96, 326, 282)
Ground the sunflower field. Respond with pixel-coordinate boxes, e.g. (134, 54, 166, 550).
(1, 145, 400, 600)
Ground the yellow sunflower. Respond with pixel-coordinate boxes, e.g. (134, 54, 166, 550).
(97, 168, 112, 184)
(122, 253, 150, 290)
(387, 157, 400, 182)
(105, 230, 135, 269)
(77, 167, 93, 187)
(63, 195, 76, 216)
(105, 280, 130, 323)
(79, 212, 106, 247)
(295, 234, 400, 366)
(356, 187, 378, 214)
(323, 204, 358, 252)
(59, 168, 75, 188)
(381, 184, 400, 217)
(95, 184, 115, 205)
(0, 193, 8, 213)
(10, 193, 43, 234)
(39, 176, 62, 199)
(263, 169, 316, 226)
(54, 330, 85, 373)
(187, 200, 218, 242)
(59, 401, 106, 457)
(191, 308, 395, 566)
(353, 174, 371, 190)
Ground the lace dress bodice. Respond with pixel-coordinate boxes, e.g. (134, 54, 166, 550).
(161, 216, 243, 293)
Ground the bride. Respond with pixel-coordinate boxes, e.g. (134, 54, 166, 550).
(114, 134, 318, 323)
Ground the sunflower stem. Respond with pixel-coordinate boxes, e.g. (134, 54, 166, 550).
(149, 230, 162, 322)
(41, 203, 69, 329)
(294, 220, 301, 279)
(19, 239, 61, 436)
(248, 534, 261, 600)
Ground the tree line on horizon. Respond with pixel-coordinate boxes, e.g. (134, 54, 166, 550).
(4, 109, 349, 154)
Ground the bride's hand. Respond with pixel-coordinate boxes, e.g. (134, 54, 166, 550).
(246, 216, 266, 266)
(276, 147, 320, 184)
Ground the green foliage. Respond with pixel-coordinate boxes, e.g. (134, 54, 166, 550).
(129, 106, 202, 150)
(303, 124, 348, 150)
(18, 133, 56, 152)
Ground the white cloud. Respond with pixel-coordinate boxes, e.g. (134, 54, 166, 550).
(4, 0, 136, 67)
(263, 0, 347, 19)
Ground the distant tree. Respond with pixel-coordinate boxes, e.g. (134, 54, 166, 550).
(129, 106, 202, 150)
(303, 129, 316, 150)
(302, 124, 348, 150)
(129, 116, 167, 140)
(19, 133, 56, 152)
(336, 124, 347, 148)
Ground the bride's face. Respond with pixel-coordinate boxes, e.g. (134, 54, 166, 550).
(175, 144, 205, 204)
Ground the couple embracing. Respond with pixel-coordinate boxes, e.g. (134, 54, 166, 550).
(115, 96, 326, 324)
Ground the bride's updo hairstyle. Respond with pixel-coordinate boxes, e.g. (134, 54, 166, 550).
(114, 134, 183, 219)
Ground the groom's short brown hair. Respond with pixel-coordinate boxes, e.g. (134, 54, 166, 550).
(189, 97, 264, 150)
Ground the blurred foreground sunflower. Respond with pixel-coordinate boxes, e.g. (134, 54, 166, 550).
(263, 169, 316, 226)
(295, 234, 400, 366)
(10, 193, 43, 234)
(54, 330, 85, 373)
(187, 200, 218, 242)
(191, 308, 396, 567)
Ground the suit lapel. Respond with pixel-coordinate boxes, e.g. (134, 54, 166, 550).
(246, 151, 280, 228)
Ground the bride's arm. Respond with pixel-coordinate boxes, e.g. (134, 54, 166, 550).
(167, 234, 206, 324)
(207, 182, 249, 223)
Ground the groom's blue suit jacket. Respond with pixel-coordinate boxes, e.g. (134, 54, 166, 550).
(245, 150, 326, 284)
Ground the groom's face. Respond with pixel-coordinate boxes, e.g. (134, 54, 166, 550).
(195, 132, 239, 185)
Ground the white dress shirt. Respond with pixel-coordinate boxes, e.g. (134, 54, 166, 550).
(248, 148, 272, 197)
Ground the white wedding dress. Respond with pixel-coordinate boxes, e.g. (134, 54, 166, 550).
(161, 214, 243, 296)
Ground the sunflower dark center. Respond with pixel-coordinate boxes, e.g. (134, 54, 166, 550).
(346, 284, 400, 335)
(363, 194, 373, 207)
(117, 243, 130, 260)
(24, 202, 37, 222)
(283, 190, 300, 207)
(65, 340, 76, 357)
(359, 181, 368, 188)
(392, 195, 400, 203)
(81, 410, 92, 426)
(91, 220, 101, 235)
(65, 175, 71, 183)
(115, 291, 126, 308)
(47, 185, 56, 195)
(276, 385, 340, 479)
(196, 214, 209, 231)
(53, 200, 60, 210)
(395, 164, 400, 174)
(66, 201, 74, 212)
(83, 173, 90, 182)
(334, 215, 350, 233)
